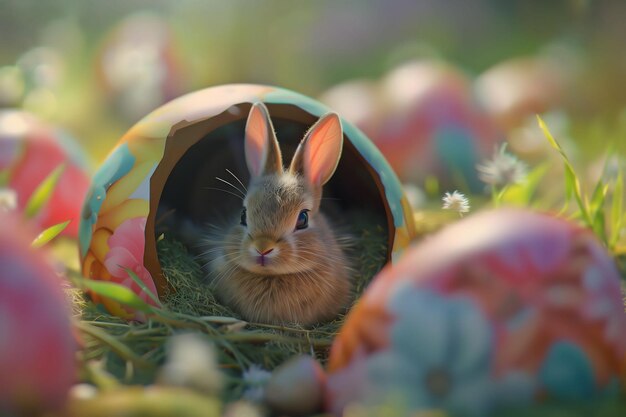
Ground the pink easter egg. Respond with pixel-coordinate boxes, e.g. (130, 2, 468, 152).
(377, 60, 501, 189)
(475, 57, 571, 130)
(326, 209, 625, 416)
(0, 213, 77, 413)
(0, 109, 90, 237)
(320, 60, 502, 190)
(95, 12, 185, 122)
(318, 79, 381, 140)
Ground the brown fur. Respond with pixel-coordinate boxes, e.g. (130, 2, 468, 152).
(202, 176, 353, 325)
(200, 104, 352, 325)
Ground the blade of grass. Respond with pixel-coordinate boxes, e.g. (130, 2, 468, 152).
(610, 172, 623, 248)
(538, 116, 592, 225)
(501, 163, 549, 206)
(591, 203, 607, 245)
(589, 180, 609, 246)
(24, 164, 66, 218)
(564, 163, 591, 225)
(123, 267, 163, 308)
(537, 115, 562, 153)
(74, 321, 153, 368)
(32, 220, 71, 248)
(73, 276, 154, 313)
(589, 180, 608, 217)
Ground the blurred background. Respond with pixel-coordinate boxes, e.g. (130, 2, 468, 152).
(1, 0, 625, 172)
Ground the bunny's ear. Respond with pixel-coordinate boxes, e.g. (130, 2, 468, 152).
(290, 113, 343, 187)
(245, 102, 283, 178)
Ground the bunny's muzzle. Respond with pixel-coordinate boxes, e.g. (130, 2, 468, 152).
(247, 235, 280, 267)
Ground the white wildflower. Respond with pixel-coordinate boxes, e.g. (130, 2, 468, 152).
(442, 191, 470, 216)
(477, 143, 527, 187)
(242, 364, 272, 402)
(0, 188, 17, 212)
(158, 333, 223, 395)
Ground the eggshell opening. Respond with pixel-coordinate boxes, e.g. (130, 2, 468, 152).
(145, 102, 394, 296)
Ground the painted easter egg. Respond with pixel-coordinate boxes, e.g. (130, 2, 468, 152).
(326, 209, 625, 416)
(318, 79, 381, 140)
(0, 212, 77, 414)
(95, 12, 184, 123)
(0, 109, 91, 237)
(475, 57, 572, 131)
(78, 84, 416, 319)
(321, 60, 502, 191)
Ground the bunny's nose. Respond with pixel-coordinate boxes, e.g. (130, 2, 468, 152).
(256, 248, 274, 256)
(253, 236, 276, 255)
(255, 247, 275, 267)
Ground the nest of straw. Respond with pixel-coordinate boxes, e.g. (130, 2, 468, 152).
(77, 211, 387, 398)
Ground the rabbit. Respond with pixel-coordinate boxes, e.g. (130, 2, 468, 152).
(200, 102, 353, 325)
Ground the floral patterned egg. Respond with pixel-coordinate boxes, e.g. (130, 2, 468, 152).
(326, 208, 625, 416)
(79, 84, 416, 319)
(320, 60, 502, 191)
(0, 109, 91, 237)
(0, 212, 76, 414)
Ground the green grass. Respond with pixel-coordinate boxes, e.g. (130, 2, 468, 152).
(56, 118, 626, 415)
(75, 210, 388, 404)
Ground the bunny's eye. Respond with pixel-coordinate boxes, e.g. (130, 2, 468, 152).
(295, 210, 309, 230)
(240, 208, 247, 226)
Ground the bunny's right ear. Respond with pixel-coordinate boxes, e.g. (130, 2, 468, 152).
(289, 113, 343, 188)
(245, 102, 283, 178)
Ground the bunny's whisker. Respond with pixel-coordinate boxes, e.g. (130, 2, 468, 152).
(203, 187, 245, 201)
(215, 176, 246, 198)
(226, 169, 248, 193)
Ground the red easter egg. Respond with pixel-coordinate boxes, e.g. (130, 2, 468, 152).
(326, 209, 625, 416)
(0, 109, 90, 237)
(0, 213, 77, 413)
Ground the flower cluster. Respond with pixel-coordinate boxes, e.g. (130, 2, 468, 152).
(477, 143, 527, 187)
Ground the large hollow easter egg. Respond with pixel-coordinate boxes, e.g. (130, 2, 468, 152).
(0, 109, 91, 237)
(326, 209, 625, 416)
(0, 213, 77, 414)
(79, 84, 416, 319)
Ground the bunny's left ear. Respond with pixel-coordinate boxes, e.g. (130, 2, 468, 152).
(290, 113, 343, 187)
(245, 102, 283, 178)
